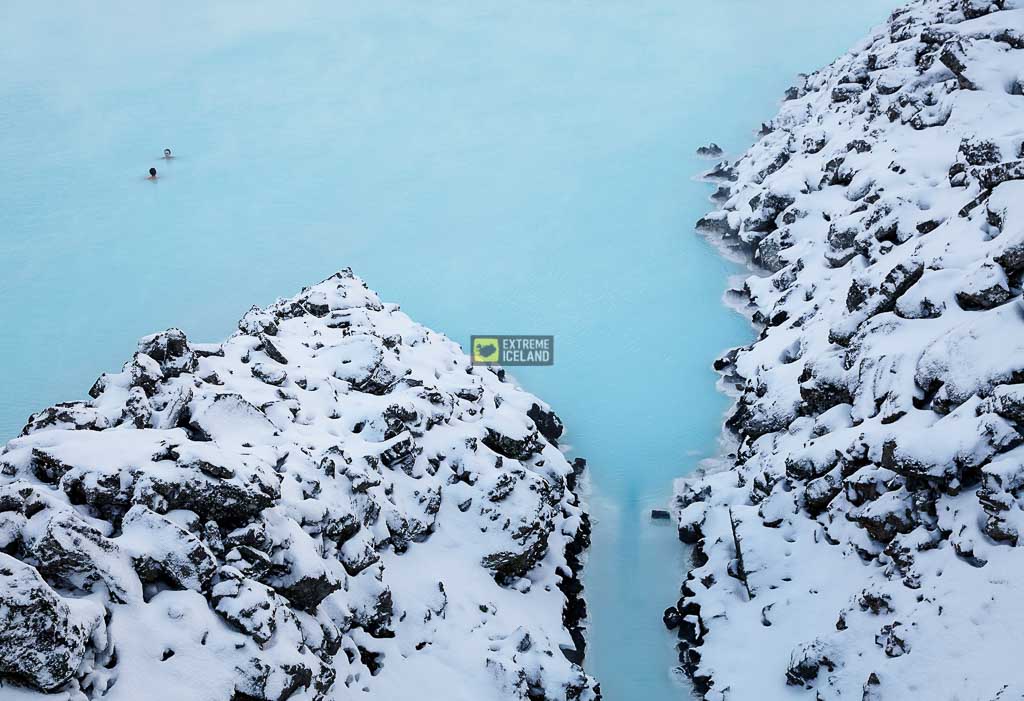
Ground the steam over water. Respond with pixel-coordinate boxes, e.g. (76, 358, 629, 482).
(0, 1, 898, 696)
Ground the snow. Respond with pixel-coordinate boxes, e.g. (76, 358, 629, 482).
(0, 270, 595, 700)
(673, 0, 1024, 697)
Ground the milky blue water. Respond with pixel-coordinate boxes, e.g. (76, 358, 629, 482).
(0, 1, 898, 697)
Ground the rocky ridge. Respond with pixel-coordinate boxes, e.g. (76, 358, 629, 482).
(671, 1, 1024, 698)
(0, 270, 597, 701)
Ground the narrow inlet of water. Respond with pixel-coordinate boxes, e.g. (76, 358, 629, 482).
(0, 2, 900, 697)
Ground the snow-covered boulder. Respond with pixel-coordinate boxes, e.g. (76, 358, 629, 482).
(0, 553, 105, 691)
(676, 1, 1024, 698)
(0, 269, 596, 701)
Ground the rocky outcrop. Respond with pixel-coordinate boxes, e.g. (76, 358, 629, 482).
(697, 143, 725, 159)
(674, 1, 1024, 699)
(0, 270, 597, 701)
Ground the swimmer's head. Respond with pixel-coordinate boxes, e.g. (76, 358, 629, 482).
(149, 167, 157, 177)
(163, 148, 171, 157)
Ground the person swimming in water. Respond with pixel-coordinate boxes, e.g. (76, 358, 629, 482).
(147, 167, 158, 180)
(162, 148, 174, 159)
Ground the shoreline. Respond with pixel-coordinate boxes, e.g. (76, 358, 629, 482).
(0, 270, 600, 701)
(667, 0, 1024, 697)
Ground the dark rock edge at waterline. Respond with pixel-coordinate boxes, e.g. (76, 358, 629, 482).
(668, 0, 1024, 697)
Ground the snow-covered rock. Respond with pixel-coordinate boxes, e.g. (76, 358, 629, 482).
(0, 269, 596, 701)
(0, 553, 106, 692)
(675, 1, 1024, 698)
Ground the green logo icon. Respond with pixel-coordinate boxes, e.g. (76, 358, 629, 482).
(473, 337, 500, 363)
